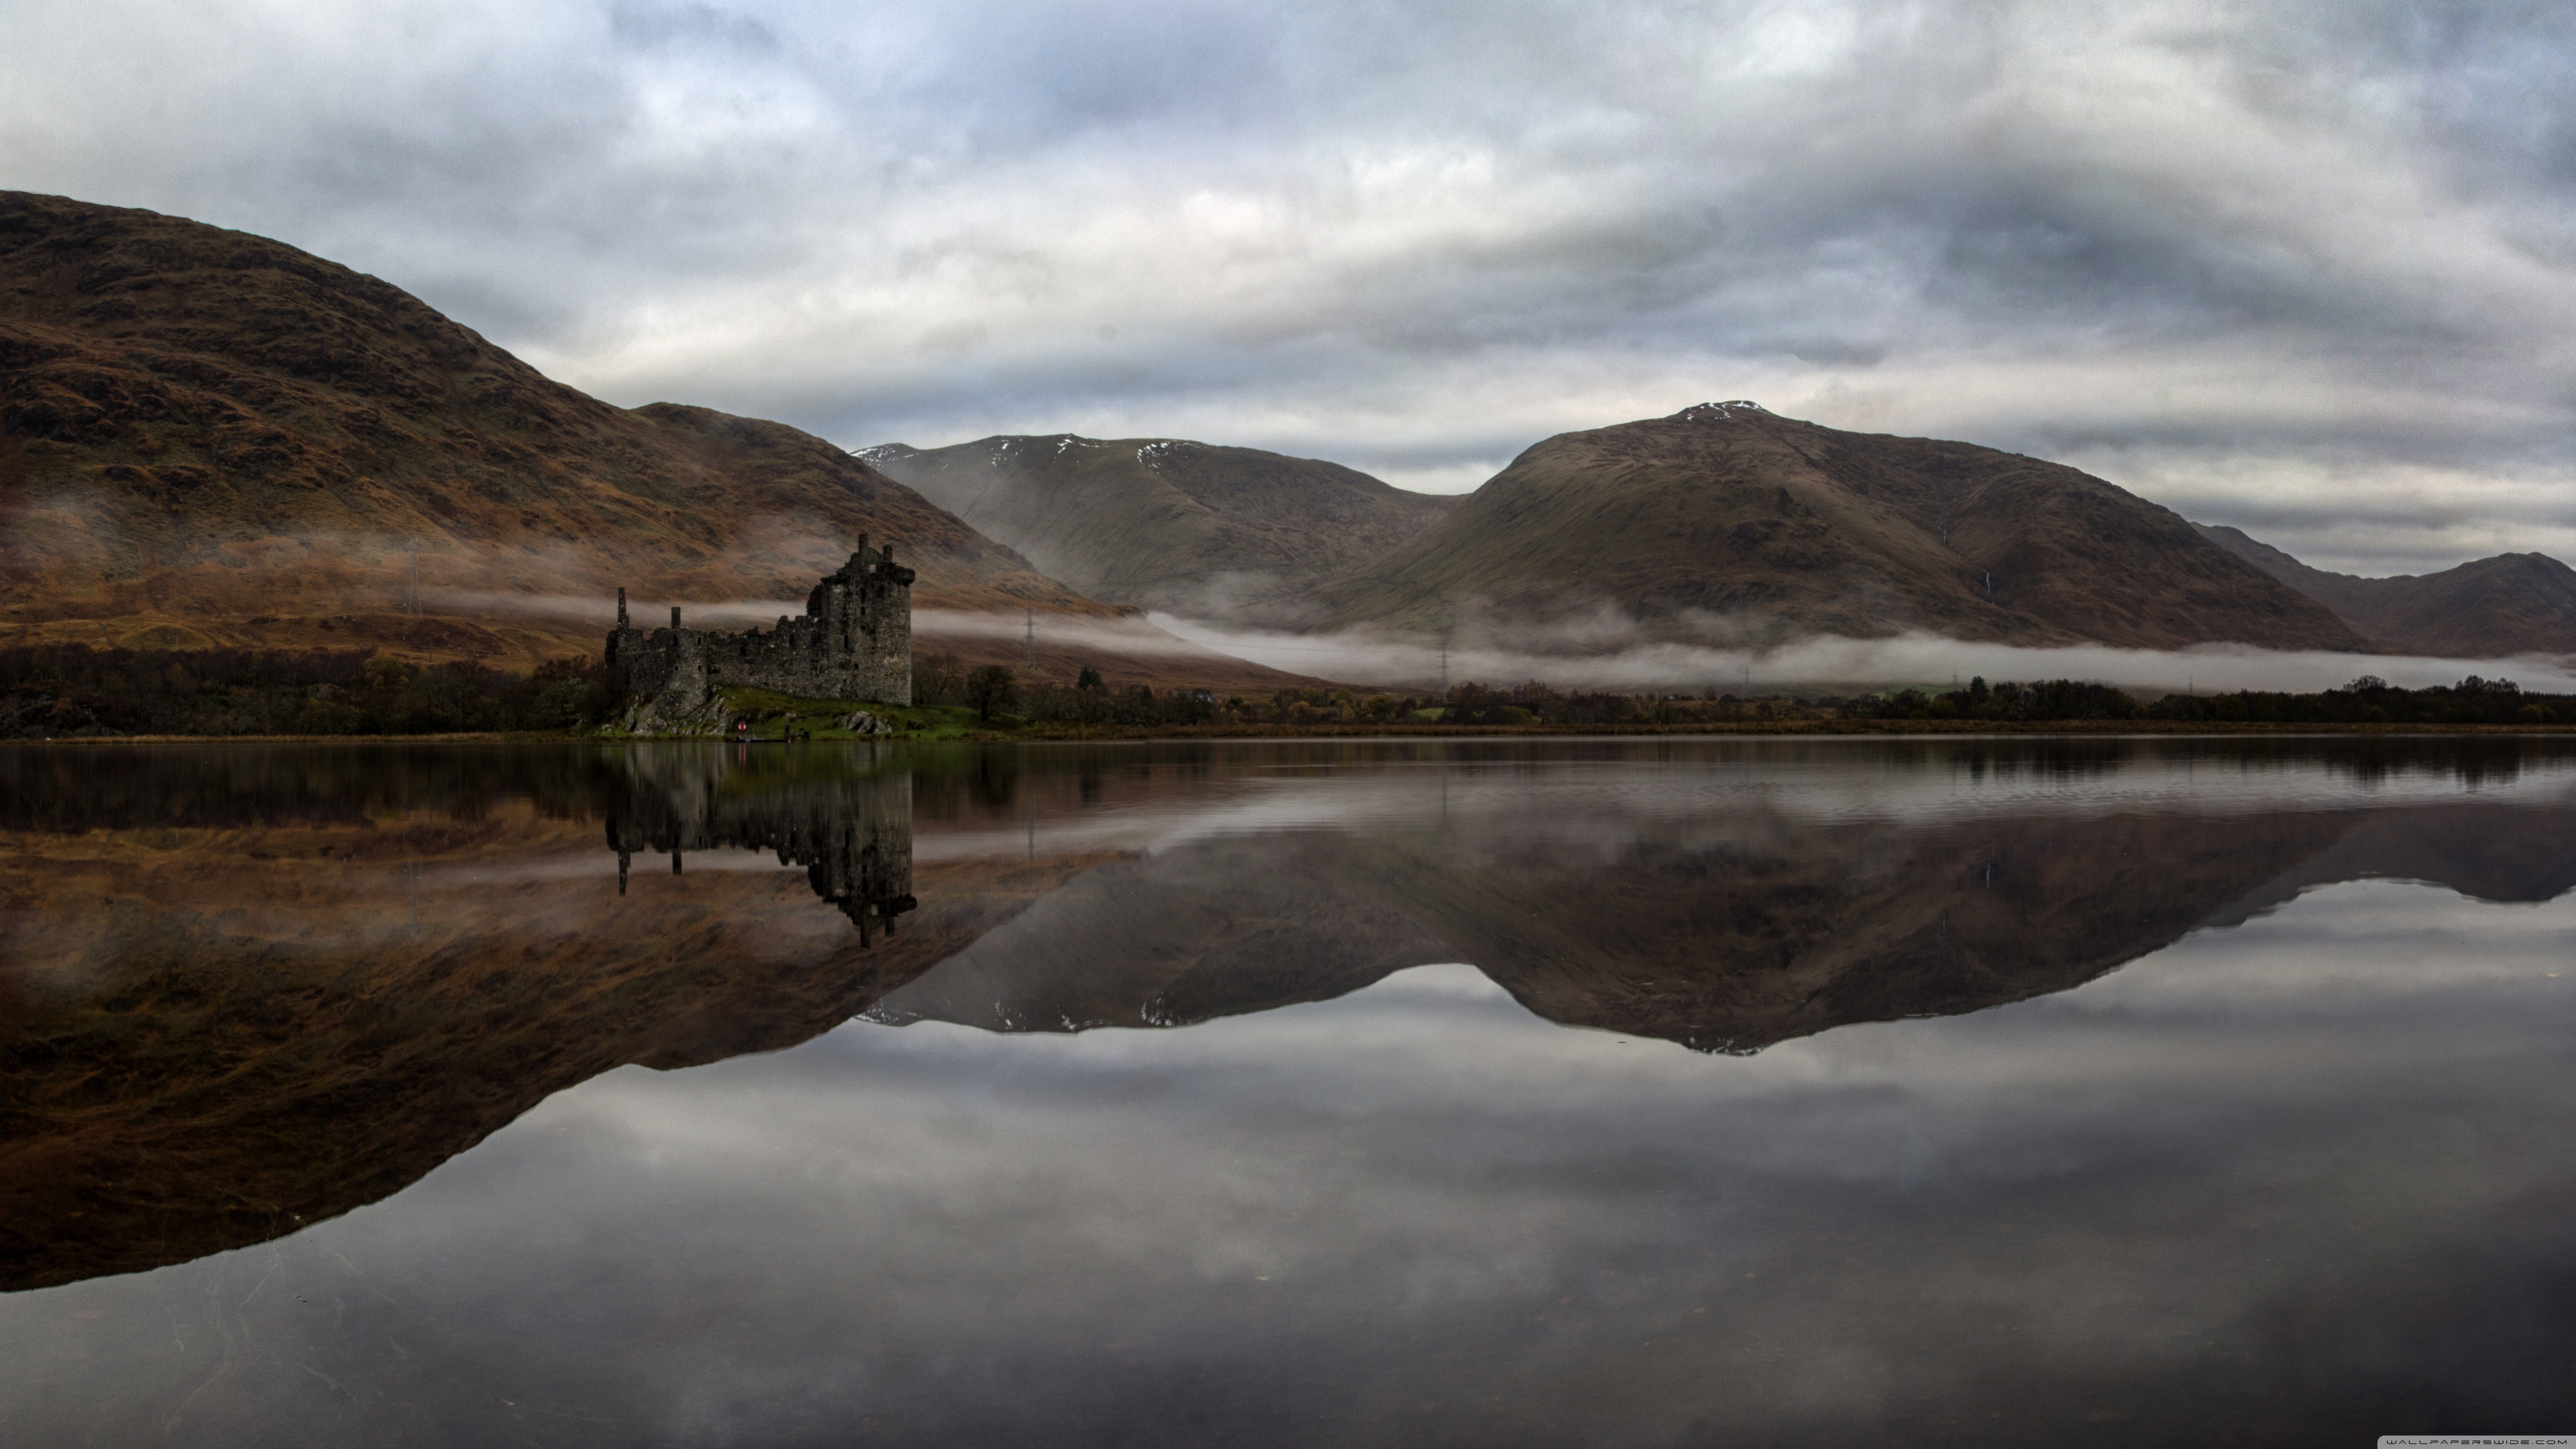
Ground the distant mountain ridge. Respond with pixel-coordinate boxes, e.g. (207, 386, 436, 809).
(869, 405, 2576, 664)
(2195, 524, 2576, 658)
(860, 434, 1455, 623)
(1310, 402, 2370, 652)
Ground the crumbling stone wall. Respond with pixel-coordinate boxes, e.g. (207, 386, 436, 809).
(606, 540, 913, 719)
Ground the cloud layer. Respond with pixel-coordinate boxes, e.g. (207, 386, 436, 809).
(7, 1, 2575, 574)
(1149, 613, 2576, 696)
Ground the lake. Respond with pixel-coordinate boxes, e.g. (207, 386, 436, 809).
(5, 737, 2574, 1446)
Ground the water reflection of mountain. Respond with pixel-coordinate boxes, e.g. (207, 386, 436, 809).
(0, 746, 1041, 1293)
(873, 768, 2576, 1053)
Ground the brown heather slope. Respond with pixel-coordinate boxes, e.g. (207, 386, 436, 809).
(1315, 400, 2371, 652)
(2196, 524, 2576, 658)
(862, 434, 1456, 623)
(0, 191, 1317, 689)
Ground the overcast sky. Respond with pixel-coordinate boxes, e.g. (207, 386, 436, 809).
(6, 1, 2573, 575)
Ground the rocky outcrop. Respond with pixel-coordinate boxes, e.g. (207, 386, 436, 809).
(616, 680, 731, 736)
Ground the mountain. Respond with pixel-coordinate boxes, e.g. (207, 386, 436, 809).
(861, 435, 1455, 623)
(2195, 524, 2576, 658)
(1310, 401, 2371, 652)
(0, 192, 1312, 690)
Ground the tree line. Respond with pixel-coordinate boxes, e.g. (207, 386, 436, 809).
(928, 657, 2574, 731)
(912, 653, 1221, 727)
(0, 645, 623, 737)
(1852, 674, 2564, 726)
(6, 643, 2567, 738)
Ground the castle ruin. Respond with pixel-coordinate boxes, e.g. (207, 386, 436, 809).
(607, 540, 914, 728)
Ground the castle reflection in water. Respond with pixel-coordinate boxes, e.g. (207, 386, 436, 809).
(605, 750, 918, 943)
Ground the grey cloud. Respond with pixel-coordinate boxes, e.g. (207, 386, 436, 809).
(609, 1, 781, 52)
(879, 0, 1295, 140)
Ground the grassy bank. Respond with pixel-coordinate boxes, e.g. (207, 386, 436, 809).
(705, 686, 994, 740)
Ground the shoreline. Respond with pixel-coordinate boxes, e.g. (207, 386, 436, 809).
(14, 718, 2576, 746)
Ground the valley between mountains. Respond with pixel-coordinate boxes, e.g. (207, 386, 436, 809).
(6, 188, 2572, 693)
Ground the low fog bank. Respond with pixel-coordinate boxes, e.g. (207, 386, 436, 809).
(912, 609, 1217, 656)
(418, 597, 1184, 643)
(404, 592, 2576, 698)
(1147, 614, 2576, 697)
(421, 589, 822, 630)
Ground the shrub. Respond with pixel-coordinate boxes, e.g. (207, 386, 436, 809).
(964, 664, 1018, 722)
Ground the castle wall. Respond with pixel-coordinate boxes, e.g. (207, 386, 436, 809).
(606, 541, 914, 713)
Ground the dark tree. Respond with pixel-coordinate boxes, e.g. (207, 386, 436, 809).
(912, 652, 961, 706)
(964, 664, 1018, 722)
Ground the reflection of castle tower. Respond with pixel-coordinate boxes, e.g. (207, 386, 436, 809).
(606, 758, 917, 943)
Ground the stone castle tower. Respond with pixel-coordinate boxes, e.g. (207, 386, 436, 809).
(606, 540, 914, 723)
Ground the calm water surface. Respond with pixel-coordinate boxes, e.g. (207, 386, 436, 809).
(4, 737, 2574, 1446)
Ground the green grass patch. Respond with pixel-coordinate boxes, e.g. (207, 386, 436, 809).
(712, 687, 993, 740)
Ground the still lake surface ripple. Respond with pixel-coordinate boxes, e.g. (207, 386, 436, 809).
(4, 737, 2574, 1446)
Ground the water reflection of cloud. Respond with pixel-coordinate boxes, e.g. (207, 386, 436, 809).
(915, 742, 2576, 865)
(15, 879, 2569, 1443)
